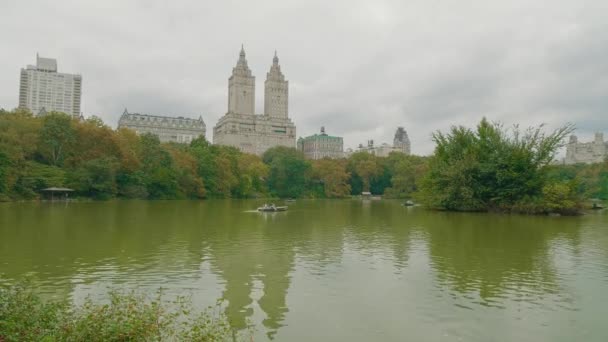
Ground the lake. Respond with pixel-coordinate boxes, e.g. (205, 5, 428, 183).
(1, 200, 607, 341)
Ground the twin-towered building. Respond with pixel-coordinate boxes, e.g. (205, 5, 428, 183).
(17, 50, 412, 156)
(117, 46, 296, 148)
(213, 46, 296, 155)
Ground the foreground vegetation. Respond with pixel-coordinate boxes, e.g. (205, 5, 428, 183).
(0, 109, 426, 201)
(0, 283, 248, 342)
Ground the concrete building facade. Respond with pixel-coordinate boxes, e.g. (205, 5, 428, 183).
(118, 109, 206, 144)
(393, 127, 411, 154)
(355, 127, 412, 157)
(213, 47, 296, 156)
(565, 133, 607, 164)
(19, 54, 82, 118)
(297, 127, 344, 159)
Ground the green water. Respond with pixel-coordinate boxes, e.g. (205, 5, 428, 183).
(1, 200, 607, 341)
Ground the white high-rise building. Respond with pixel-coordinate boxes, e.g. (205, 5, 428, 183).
(18, 54, 82, 118)
(213, 46, 296, 156)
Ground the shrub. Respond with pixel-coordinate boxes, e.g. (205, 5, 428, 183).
(0, 284, 250, 342)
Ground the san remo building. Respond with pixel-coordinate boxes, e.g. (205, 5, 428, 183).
(213, 46, 296, 155)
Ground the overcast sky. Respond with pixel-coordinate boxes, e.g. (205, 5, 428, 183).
(1, 0, 606, 154)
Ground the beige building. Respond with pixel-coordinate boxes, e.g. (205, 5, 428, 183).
(19, 54, 82, 118)
(565, 133, 607, 164)
(355, 127, 412, 157)
(213, 47, 296, 155)
(393, 127, 411, 154)
(118, 109, 206, 144)
(297, 127, 344, 159)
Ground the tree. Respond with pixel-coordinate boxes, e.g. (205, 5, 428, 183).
(0, 151, 10, 198)
(165, 144, 206, 199)
(13, 161, 66, 199)
(419, 118, 575, 212)
(349, 152, 380, 193)
(384, 153, 428, 198)
(236, 153, 269, 197)
(263, 146, 311, 198)
(37, 112, 76, 166)
(311, 158, 351, 198)
(67, 157, 117, 199)
(138, 133, 179, 199)
(68, 116, 120, 166)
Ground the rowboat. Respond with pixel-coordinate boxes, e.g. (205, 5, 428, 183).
(257, 205, 288, 212)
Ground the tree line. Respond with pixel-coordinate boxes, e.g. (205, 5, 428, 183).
(2, 109, 605, 214)
(0, 109, 427, 201)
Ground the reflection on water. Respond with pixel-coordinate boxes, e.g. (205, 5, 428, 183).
(1, 200, 607, 341)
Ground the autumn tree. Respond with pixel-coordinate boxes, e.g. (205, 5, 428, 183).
(349, 152, 381, 193)
(311, 158, 351, 198)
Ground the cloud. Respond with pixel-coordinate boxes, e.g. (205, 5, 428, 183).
(0, 0, 606, 155)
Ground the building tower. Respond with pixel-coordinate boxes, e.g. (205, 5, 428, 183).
(19, 54, 82, 118)
(264, 51, 289, 118)
(393, 127, 411, 154)
(228, 45, 255, 115)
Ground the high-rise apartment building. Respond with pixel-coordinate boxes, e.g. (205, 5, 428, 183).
(18, 54, 82, 118)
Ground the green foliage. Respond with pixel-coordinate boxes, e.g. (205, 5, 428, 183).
(0, 284, 249, 342)
(3, 108, 595, 210)
(0, 283, 65, 341)
(540, 182, 581, 214)
(13, 161, 66, 199)
(37, 113, 76, 166)
(348, 152, 381, 193)
(0, 151, 10, 197)
(383, 153, 428, 198)
(263, 146, 311, 198)
(138, 134, 180, 199)
(419, 118, 576, 213)
(67, 157, 118, 199)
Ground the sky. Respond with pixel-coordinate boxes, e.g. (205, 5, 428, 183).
(0, 0, 606, 155)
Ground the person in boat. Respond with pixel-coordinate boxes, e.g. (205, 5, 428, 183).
(271, 203, 276, 210)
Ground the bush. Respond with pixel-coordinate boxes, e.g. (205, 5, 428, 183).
(418, 118, 578, 214)
(0, 284, 250, 342)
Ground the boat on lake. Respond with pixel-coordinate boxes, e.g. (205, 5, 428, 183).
(591, 199, 604, 210)
(258, 204, 288, 212)
(402, 200, 415, 206)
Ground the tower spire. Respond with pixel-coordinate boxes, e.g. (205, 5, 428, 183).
(273, 50, 278, 65)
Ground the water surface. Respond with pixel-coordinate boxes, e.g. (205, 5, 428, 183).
(1, 200, 607, 341)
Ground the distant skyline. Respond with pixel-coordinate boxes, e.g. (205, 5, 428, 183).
(1, 0, 606, 154)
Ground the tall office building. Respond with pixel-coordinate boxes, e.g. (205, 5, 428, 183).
(18, 54, 82, 118)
